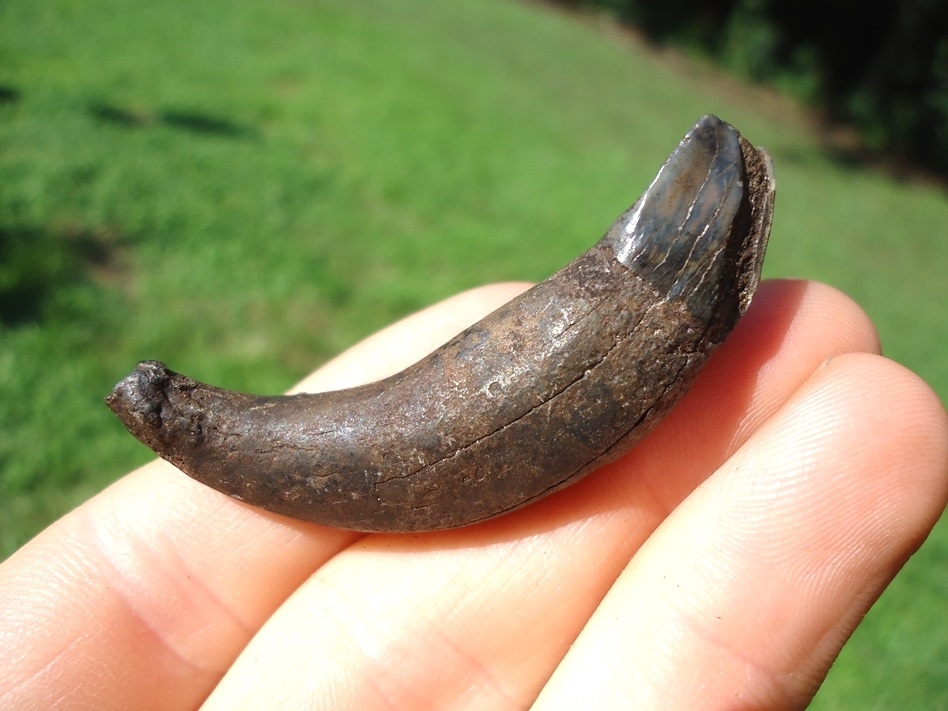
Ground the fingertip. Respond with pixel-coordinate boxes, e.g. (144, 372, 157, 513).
(818, 352, 948, 537)
(743, 279, 881, 359)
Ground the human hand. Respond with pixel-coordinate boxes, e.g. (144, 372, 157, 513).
(2, 280, 946, 710)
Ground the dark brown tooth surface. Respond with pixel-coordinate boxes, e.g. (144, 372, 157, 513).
(107, 114, 775, 532)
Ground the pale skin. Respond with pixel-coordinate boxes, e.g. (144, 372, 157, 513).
(1, 279, 946, 710)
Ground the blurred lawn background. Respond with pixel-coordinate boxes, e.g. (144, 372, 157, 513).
(1, 0, 945, 706)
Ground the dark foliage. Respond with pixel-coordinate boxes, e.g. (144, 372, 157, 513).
(555, 0, 948, 176)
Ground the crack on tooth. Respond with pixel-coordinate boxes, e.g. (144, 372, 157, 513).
(379, 300, 656, 485)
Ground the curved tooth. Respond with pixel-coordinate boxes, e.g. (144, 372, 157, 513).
(106, 114, 774, 532)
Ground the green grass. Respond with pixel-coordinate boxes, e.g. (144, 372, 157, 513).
(1, 0, 946, 707)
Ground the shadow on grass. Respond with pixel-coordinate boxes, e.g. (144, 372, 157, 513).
(0, 224, 129, 326)
(0, 85, 20, 106)
(89, 101, 256, 139)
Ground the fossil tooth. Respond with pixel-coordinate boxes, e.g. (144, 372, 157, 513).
(107, 114, 775, 532)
